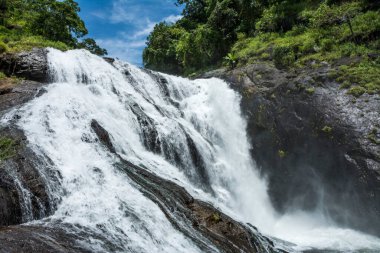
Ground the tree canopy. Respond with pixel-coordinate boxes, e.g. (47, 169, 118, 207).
(0, 0, 107, 55)
(143, 0, 379, 76)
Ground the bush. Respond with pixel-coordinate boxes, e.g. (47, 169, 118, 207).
(0, 71, 6, 79)
(0, 40, 8, 53)
(320, 38, 334, 52)
(273, 46, 295, 69)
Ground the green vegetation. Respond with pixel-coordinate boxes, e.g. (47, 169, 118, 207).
(322, 126, 333, 134)
(368, 128, 380, 145)
(0, 137, 17, 162)
(305, 87, 315, 95)
(348, 85, 366, 97)
(0, 0, 106, 55)
(209, 212, 221, 223)
(144, 0, 379, 95)
(278, 150, 286, 158)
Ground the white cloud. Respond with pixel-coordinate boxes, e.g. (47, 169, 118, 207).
(129, 21, 156, 39)
(93, 0, 182, 65)
(164, 14, 182, 23)
(97, 38, 143, 65)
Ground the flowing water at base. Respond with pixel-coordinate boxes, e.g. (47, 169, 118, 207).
(2, 49, 380, 252)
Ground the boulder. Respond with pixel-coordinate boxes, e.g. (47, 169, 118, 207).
(0, 48, 49, 83)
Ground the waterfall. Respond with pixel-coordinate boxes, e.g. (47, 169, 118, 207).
(3, 48, 380, 252)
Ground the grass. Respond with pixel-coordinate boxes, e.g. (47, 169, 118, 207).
(0, 137, 17, 162)
(0, 25, 71, 54)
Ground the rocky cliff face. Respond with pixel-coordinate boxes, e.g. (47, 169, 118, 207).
(0, 49, 283, 253)
(201, 62, 380, 237)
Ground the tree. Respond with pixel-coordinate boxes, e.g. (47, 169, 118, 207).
(78, 38, 107, 56)
(143, 22, 184, 74)
(0, 0, 6, 26)
(27, 0, 88, 45)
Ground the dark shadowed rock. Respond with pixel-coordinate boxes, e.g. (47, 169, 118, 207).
(0, 73, 56, 226)
(91, 119, 116, 153)
(0, 226, 92, 253)
(0, 48, 49, 83)
(201, 62, 380, 237)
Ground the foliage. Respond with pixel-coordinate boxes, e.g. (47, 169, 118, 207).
(144, 0, 379, 84)
(77, 38, 108, 56)
(0, 0, 106, 55)
(0, 39, 7, 53)
(273, 46, 296, 69)
(143, 22, 185, 74)
(0, 71, 6, 79)
(224, 53, 237, 68)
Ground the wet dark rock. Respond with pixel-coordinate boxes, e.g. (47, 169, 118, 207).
(201, 62, 380, 237)
(0, 80, 45, 113)
(0, 226, 92, 253)
(90, 119, 116, 153)
(90, 120, 283, 253)
(184, 131, 212, 188)
(103, 57, 115, 64)
(0, 73, 56, 226)
(117, 158, 282, 253)
(0, 48, 49, 83)
(129, 104, 162, 154)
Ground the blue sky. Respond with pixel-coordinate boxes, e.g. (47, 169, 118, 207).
(76, 0, 183, 65)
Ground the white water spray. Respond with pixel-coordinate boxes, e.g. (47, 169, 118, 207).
(4, 49, 380, 252)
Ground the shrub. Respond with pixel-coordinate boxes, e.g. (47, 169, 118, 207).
(273, 46, 295, 69)
(0, 71, 6, 79)
(0, 40, 8, 53)
(223, 53, 237, 68)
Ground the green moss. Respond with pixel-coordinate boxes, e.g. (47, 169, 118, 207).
(278, 150, 286, 158)
(348, 86, 366, 97)
(210, 212, 221, 223)
(339, 80, 351, 89)
(336, 60, 380, 95)
(322, 126, 333, 134)
(306, 87, 315, 94)
(0, 137, 17, 162)
(368, 129, 380, 145)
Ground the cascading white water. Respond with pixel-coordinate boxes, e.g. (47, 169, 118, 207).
(4, 48, 380, 252)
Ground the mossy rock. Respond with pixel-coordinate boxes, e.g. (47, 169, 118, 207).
(0, 137, 17, 162)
